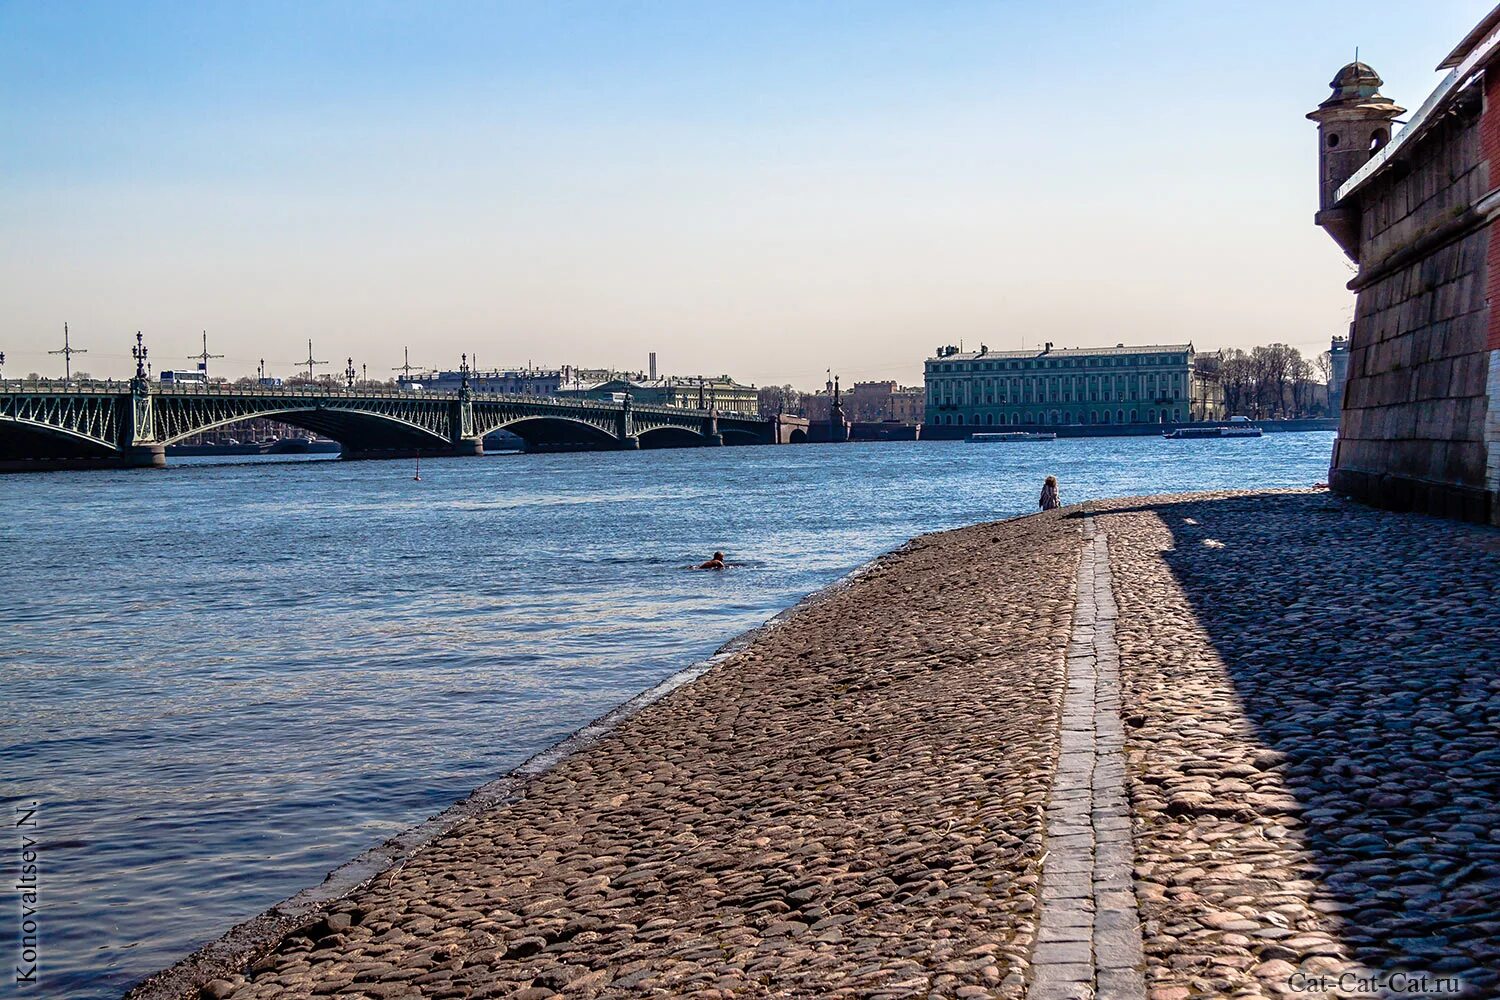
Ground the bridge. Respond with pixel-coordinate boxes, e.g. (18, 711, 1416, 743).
(0, 366, 785, 471)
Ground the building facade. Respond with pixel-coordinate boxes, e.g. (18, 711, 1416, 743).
(923, 343, 1222, 428)
(558, 375, 759, 415)
(804, 380, 924, 424)
(1328, 332, 1351, 414)
(1309, 21, 1500, 524)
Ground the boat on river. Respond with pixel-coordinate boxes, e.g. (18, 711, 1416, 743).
(970, 431, 1057, 443)
(1164, 420, 1263, 439)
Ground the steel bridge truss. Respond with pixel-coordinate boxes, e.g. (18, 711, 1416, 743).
(0, 382, 772, 467)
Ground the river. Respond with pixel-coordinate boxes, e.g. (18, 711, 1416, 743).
(0, 433, 1334, 998)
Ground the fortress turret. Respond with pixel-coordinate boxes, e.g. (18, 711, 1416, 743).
(1308, 61, 1404, 258)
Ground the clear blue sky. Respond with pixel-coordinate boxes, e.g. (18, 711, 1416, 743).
(0, 1, 1489, 386)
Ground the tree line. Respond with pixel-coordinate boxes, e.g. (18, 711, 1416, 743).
(1209, 344, 1335, 419)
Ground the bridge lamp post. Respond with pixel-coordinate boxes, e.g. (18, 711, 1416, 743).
(345, 357, 356, 389)
(131, 332, 149, 383)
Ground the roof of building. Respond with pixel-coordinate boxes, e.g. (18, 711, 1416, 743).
(1439, 4, 1500, 69)
(1337, 8, 1500, 202)
(926, 344, 1193, 363)
(569, 375, 755, 391)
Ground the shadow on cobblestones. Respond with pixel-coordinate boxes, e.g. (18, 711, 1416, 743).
(1096, 492, 1500, 995)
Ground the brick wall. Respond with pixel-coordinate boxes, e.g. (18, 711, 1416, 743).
(1331, 88, 1495, 523)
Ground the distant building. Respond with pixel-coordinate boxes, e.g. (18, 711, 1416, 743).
(803, 381, 923, 424)
(558, 375, 759, 415)
(1327, 332, 1351, 414)
(395, 362, 759, 414)
(923, 343, 1223, 428)
(174, 417, 322, 446)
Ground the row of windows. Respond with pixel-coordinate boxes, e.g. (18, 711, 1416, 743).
(930, 376, 1183, 405)
(928, 354, 1187, 373)
(932, 408, 1185, 427)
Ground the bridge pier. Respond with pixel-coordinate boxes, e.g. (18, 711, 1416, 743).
(704, 434, 724, 446)
(620, 436, 640, 450)
(125, 444, 166, 468)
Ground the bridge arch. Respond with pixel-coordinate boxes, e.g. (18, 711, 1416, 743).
(158, 406, 451, 450)
(637, 426, 709, 449)
(486, 415, 620, 451)
(0, 418, 117, 461)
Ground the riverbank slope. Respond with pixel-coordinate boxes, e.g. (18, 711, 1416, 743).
(128, 489, 1500, 999)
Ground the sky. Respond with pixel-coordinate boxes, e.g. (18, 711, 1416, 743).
(0, 1, 1491, 389)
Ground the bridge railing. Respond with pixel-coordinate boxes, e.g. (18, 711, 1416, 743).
(1, 379, 132, 394)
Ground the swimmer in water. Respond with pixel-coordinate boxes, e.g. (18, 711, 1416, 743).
(696, 551, 727, 570)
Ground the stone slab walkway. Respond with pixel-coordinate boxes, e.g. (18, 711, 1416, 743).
(130, 490, 1500, 1000)
(1029, 522, 1145, 1000)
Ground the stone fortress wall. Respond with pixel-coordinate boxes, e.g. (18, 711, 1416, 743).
(1313, 30, 1500, 525)
(1334, 98, 1493, 521)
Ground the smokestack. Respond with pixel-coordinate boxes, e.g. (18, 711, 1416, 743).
(649, 352, 657, 380)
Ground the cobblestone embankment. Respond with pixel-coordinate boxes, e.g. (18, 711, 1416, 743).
(151, 512, 1081, 1000)
(1094, 491, 1500, 998)
(131, 490, 1500, 1000)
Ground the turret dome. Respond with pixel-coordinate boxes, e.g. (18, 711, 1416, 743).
(1317, 61, 1403, 113)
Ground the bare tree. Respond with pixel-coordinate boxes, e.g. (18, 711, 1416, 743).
(758, 384, 803, 417)
(1219, 349, 1255, 417)
(1313, 350, 1333, 385)
(1248, 344, 1301, 417)
(1290, 355, 1314, 417)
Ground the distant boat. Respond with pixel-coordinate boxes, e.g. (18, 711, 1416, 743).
(1163, 423, 1263, 439)
(970, 431, 1057, 443)
(266, 437, 341, 454)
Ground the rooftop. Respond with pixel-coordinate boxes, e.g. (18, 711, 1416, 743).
(1336, 6, 1500, 202)
(926, 344, 1193, 363)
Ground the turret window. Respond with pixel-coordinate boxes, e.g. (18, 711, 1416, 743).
(1326, 132, 1340, 148)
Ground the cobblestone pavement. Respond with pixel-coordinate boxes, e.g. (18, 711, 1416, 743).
(140, 490, 1500, 1000)
(178, 512, 1082, 1000)
(1094, 490, 1500, 999)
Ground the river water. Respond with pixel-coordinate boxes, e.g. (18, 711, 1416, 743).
(1, 433, 1334, 998)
